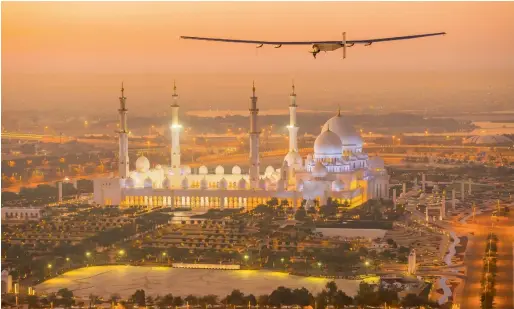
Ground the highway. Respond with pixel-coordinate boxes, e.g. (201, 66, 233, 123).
(455, 212, 514, 309)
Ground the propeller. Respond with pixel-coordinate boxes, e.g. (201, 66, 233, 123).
(342, 32, 347, 59)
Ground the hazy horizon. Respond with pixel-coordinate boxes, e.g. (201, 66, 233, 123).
(2, 2, 514, 114)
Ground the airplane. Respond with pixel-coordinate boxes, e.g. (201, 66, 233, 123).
(180, 32, 446, 59)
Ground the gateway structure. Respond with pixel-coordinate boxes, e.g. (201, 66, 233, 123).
(93, 83, 390, 209)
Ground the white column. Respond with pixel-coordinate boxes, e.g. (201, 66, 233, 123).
(249, 82, 261, 188)
(118, 83, 129, 179)
(402, 183, 407, 195)
(422, 173, 426, 192)
(287, 82, 299, 152)
(440, 192, 446, 220)
(468, 178, 472, 195)
(452, 189, 456, 210)
(425, 206, 429, 222)
(58, 182, 63, 202)
(170, 81, 182, 175)
(392, 188, 397, 209)
(461, 181, 465, 201)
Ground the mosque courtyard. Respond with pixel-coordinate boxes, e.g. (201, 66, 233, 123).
(35, 266, 363, 299)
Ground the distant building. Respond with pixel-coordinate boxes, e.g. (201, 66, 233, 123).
(1, 207, 43, 224)
(94, 82, 390, 209)
(463, 134, 513, 145)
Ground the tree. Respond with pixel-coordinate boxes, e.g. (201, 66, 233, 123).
(353, 282, 380, 306)
(225, 289, 246, 306)
(377, 288, 398, 305)
(257, 295, 269, 307)
(401, 293, 427, 307)
(172, 296, 184, 307)
(291, 288, 313, 307)
(325, 281, 338, 301)
(185, 295, 199, 306)
(333, 290, 353, 308)
(26, 295, 40, 309)
(56, 288, 75, 308)
(319, 205, 337, 218)
(199, 295, 218, 307)
(158, 294, 174, 308)
(267, 198, 279, 207)
(269, 286, 294, 307)
(131, 290, 146, 306)
(314, 290, 328, 309)
(109, 294, 122, 303)
(294, 207, 307, 221)
(253, 204, 274, 216)
(244, 294, 257, 306)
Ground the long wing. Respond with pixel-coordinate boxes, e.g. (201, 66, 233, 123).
(180, 32, 446, 46)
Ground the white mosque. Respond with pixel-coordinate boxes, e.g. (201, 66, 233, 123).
(93, 83, 390, 209)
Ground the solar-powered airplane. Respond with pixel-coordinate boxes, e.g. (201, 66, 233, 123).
(180, 32, 446, 59)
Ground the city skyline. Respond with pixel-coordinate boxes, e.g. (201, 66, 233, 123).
(2, 2, 514, 114)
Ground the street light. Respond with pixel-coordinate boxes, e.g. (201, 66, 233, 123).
(118, 250, 125, 256)
(365, 261, 370, 267)
(86, 251, 91, 257)
(47, 264, 52, 269)
(244, 255, 249, 260)
(65, 257, 70, 262)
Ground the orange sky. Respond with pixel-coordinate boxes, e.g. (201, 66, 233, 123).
(2, 2, 514, 114)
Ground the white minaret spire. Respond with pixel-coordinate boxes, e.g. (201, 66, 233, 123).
(287, 80, 299, 153)
(249, 81, 261, 188)
(170, 80, 182, 175)
(118, 82, 129, 179)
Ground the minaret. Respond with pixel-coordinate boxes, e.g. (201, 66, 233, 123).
(408, 249, 417, 275)
(170, 81, 182, 175)
(287, 81, 299, 153)
(117, 83, 129, 179)
(249, 81, 261, 188)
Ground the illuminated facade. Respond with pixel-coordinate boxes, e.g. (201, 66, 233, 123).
(93, 83, 390, 209)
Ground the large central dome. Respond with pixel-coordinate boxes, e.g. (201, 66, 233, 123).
(314, 129, 342, 156)
(321, 112, 363, 146)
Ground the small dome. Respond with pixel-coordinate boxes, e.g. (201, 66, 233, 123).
(200, 177, 208, 190)
(232, 165, 242, 175)
(182, 165, 191, 175)
(312, 161, 328, 178)
(136, 155, 150, 173)
(238, 178, 247, 189)
(332, 179, 344, 191)
(265, 166, 275, 176)
(219, 178, 227, 189)
(181, 177, 189, 189)
(162, 177, 170, 188)
(215, 165, 225, 175)
(284, 151, 302, 167)
(314, 130, 342, 156)
(125, 177, 135, 188)
(199, 165, 208, 175)
(144, 176, 153, 188)
(155, 164, 162, 170)
(368, 156, 385, 170)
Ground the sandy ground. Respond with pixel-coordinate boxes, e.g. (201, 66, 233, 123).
(35, 266, 362, 299)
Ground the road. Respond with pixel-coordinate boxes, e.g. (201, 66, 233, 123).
(1, 173, 112, 193)
(456, 212, 514, 309)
